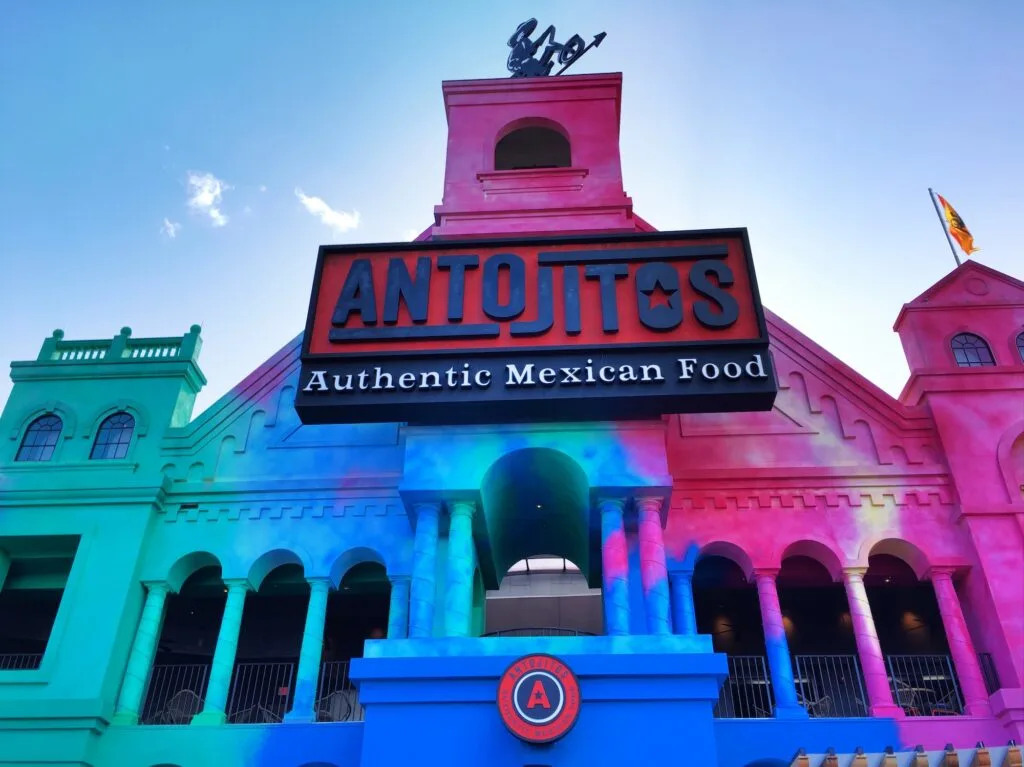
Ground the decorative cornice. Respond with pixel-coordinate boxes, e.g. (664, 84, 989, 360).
(157, 499, 406, 524)
(671, 486, 955, 512)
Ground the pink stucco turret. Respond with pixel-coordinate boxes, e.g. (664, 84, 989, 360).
(430, 73, 654, 238)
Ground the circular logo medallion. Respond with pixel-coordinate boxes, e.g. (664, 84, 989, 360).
(497, 654, 581, 744)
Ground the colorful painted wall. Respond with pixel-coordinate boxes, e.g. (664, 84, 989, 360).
(0, 72, 1022, 767)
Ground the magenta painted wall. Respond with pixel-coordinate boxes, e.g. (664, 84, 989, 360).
(424, 72, 1024, 746)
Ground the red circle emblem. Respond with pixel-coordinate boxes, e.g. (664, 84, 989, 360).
(497, 653, 581, 744)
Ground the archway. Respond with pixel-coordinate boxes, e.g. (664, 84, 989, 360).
(480, 448, 599, 636)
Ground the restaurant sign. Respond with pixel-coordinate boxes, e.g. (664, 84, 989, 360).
(296, 230, 777, 424)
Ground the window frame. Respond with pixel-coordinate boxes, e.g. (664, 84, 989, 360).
(89, 411, 136, 460)
(14, 414, 64, 462)
(949, 332, 996, 368)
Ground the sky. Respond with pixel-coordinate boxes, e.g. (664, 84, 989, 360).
(1, 1, 1021, 415)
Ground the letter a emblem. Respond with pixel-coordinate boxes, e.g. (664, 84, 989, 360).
(527, 680, 551, 709)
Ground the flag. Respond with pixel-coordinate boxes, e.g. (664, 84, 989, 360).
(935, 193, 979, 257)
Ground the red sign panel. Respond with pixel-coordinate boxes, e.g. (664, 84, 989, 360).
(497, 654, 581, 744)
(297, 229, 776, 424)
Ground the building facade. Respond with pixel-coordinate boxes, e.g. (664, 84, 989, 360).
(1, 72, 1023, 767)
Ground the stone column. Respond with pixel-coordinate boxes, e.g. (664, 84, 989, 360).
(636, 497, 671, 635)
(284, 578, 331, 722)
(387, 576, 410, 639)
(842, 568, 903, 717)
(929, 567, 993, 716)
(753, 569, 807, 718)
(599, 498, 631, 636)
(409, 502, 441, 639)
(193, 578, 250, 725)
(444, 500, 476, 638)
(670, 570, 698, 635)
(111, 581, 170, 724)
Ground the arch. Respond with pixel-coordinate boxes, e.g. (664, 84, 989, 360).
(696, 541, 755, 581)
(166, 551, 222, 593)
(779, 539, 844, 582)
(89, 411, 136, 460)
(8, 401, 77, 444)
(481, 447, 591, 584)
(1016, 330, 1024, 363)
(14, 413, 65, 462)
(246, 547, 312, 591)
(949, 331, 995, 367)
(996, 419, 1024, 504)
(82, 400, 151, 439)
(329, 546, 387, 588)
(494, 118, 571, 171)
(861, 537, 930, 580)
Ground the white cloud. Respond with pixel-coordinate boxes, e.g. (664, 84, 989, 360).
(161, 218, 182, 239)
(258, 184, 267, 193)
(186, 171, 230, 227)
(295, 188, 360, 233)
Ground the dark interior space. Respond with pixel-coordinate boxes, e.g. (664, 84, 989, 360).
(865, 554, 949, 654)
(693, 555, 766, 655)
(777, 556, 856, 655)
(494, 126, 571, 170)
(0, 536, 78, 669)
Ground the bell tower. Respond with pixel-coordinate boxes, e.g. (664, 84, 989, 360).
(430, 73, 652, 238)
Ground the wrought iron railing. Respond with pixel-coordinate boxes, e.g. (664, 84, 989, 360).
(0, 653, 43, 670)
(480, 627, 597, 637)
(886, 654, 964, 716)
(140, 664, 210, 724)
(978, 652, 1000, 695)
(792, 654, 868, 718)
(316, 660, 363, 722)
(226, 662, 295, 723)
(714, 655, 774, 718)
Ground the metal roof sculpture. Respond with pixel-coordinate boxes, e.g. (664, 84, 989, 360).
(506, 18, 607, 78)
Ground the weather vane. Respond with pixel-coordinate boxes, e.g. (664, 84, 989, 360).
(506, 19, 607, 78)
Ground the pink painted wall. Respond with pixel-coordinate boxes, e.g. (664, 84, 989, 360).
(426, 71, 1024, 745)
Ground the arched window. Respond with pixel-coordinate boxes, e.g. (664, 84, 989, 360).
(15, 414, 63, 462)
(950, 333, 995, 368)
(494, 126, 571, 171)
(90, 412, 135, 459)
(1016, 331, 1024, 363)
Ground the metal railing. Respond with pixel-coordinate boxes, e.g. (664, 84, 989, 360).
(316, 660, 364, 722)
(978, 652, 1000, 694)
(792, 654, 868, 718)
(0, 653, 43, 670)
(140, 664, 210, 724)
(226, 662, 295, 723)
(480, 627, 597, 637)
(714, 655, 774, 718)
(886, 654, 964, 716)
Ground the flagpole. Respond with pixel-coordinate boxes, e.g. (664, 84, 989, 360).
(928, 187, 962, 267)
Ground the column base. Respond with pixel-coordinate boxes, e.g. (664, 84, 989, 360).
(283, 708, 315, 723)
(190, 710, 227, 726)
(110, 710, 140, 726)
(868, 703, 906, 718)
(773, 704, 810, 719)
(964, 700, 994, 717)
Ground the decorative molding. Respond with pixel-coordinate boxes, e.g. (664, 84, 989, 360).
(671, 487, 954, 512)
(157, 500, 406, 524)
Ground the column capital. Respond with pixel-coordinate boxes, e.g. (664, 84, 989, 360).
(597, 497, 626, 514)
(927, 566, 957, 582)
(842, 566, 869, 580)
(389, 574, 412, 585)
(413, 500, 442, 515)
(752, 567, 780, 581)
(669, 568, 694, 580)
(634, 496, 663, 514)
(449, 500, 476, 519)
(305, 577, 332, 591)
(141, 580, 173, 595)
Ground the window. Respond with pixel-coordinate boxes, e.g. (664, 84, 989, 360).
(1016, 331, 1024, 363)
(950, 333, 995, 368)
(15, 414, 63, 462)
(90, 411, 135, 459)
(0, 535, 80, 670)
(494, 126, 571, 170)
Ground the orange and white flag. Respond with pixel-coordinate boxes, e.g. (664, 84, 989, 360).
(935, 193, 979, 257)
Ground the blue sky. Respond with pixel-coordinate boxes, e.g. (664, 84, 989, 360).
(1, 1, 1021, 414)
